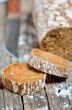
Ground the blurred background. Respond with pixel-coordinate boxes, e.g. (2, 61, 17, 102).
(0, 0, 39, 62)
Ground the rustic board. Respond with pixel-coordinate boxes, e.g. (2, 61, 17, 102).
(66, 77, 72, 109)
(3, 89, 13, 110)
(45, 74, 72, 110)
(23, 88, 48, 110)
(0, 89, 4, 110)
(12, 93, 23, 110)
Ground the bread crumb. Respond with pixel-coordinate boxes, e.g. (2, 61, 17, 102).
(10, 72, 14, 75)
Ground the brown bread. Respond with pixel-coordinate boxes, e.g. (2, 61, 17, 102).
(2, 62, 46, 95)
(33, 0, 72, 60)
(30, 49, 72, 77)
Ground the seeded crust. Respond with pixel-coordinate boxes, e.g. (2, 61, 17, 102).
(2, 62, 46, 95)
(29, 49, 72, 77)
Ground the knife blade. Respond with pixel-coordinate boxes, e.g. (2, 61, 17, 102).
(4, 18, 20, 59)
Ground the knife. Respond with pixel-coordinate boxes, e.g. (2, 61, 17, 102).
(4, 18, 20, 59)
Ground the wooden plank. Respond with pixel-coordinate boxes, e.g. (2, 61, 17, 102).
(45, 84, 61, 110)
(12, 93, 23, 110)
(23, 88, 48, 110)
(0, 89, 4, 110)
(45, 75, 72, 110)
(3, 89, 14, 110)
(66, 61, 72, 109)
(54, 83, 70, 110)
(65, 77, 72, 109)
(3, 89, 23, 110)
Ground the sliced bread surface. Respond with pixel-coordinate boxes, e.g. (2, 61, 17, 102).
(2, 62, 46, 95)
(29, 49, 72, 77)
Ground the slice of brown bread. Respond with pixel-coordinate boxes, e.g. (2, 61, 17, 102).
(29, 49, 72, 77)
(2, 62, 46, 95)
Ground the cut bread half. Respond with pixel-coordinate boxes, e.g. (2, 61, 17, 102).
(29, 49, 72, 77)
(2, 62, 46, 95)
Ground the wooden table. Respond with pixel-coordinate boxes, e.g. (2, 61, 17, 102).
(0, 22, 72, 110)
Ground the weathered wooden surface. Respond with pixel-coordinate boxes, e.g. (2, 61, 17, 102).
(23, 89, 48, 110)
(45, 75, 72, 110)
(0, 89, 4, 109)
(0, 15, 72, 110)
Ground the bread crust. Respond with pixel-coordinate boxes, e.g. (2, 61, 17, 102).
(33, 0, 72, 59)
(2, 62, 46, 95)
(29, 49, 72, 77)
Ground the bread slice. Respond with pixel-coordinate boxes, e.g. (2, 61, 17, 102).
(29, 49, 72, 77)
(2, 62, 46, 95)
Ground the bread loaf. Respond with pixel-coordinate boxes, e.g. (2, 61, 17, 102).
(2, 62, 46, 95)
(33, 0, 72, 59)
(29, 49, 72, 77)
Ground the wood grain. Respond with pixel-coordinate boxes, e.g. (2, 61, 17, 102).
(3, 89, 13, 110)
(0, 89, 4, 110)
(45, 74, 72, 110)
(66, 77, 72, 109)
(23, 88, 48, 110)
(12, 93, 23, 110)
